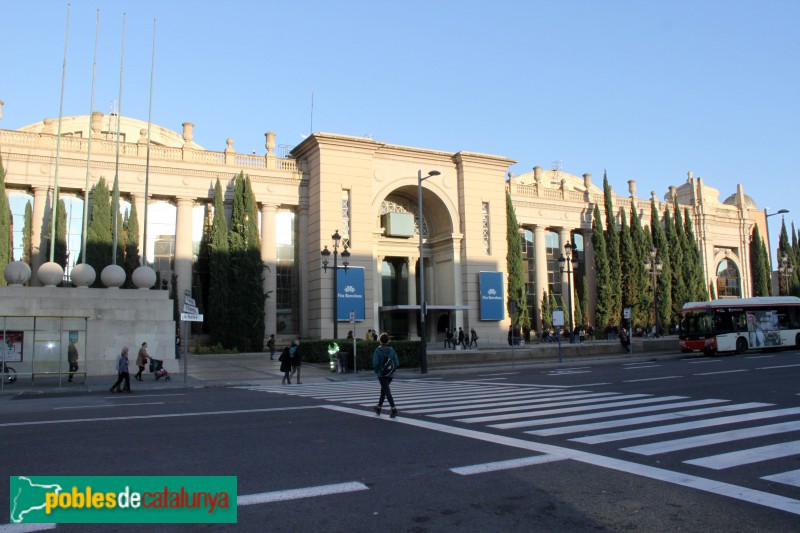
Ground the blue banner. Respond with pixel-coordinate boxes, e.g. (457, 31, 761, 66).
(479, 271, 505, 320)
(337, 267, 365, 321)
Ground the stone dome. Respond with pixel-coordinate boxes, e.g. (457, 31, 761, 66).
(723, 193, 759, 210)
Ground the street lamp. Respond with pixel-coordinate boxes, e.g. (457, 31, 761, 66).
(320, 230, 350, 339)
(779, 253, 794, 296)
(764, 208, 789, 273)
(418, 169, 441, 374)
(558, 241, 579, 342)
(644, 246, 664, 336)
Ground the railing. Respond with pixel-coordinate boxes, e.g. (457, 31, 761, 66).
(0, 129, 300, 175)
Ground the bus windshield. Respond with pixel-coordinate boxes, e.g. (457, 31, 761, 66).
(680, 310, 713, 337)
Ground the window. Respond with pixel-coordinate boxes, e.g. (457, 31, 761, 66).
(716, 259, 741, 298)
(481, 202, 490, 254)
(341, 190, 350, 249)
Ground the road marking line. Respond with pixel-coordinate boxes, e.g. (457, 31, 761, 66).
(451, 454, 566, 475)
(323, 405, 800, 516)
(686, 441, 800, 470)
(54, 402, 164, 410)
(757, 364, 800, 370)
(0, 405, 321, 428)
(237, 482, 368, 505)
(623, 376, 682, 382)
(622, 365, 660, 369)
(746, 355, 775, 359)
(693, 369, 749, 376)
(0, 524, 56, 532)
(763, 469, 800, 488)
(687, 360, 722, 364)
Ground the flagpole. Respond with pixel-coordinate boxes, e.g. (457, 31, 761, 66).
(112, 13, 126, 266)
(143, 18, 156, 267)
(48, 2, 70, 263)
(81, 9, 99, 264)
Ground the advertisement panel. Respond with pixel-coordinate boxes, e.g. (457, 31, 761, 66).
(479, 271, 504, 320)
(1, 331, 24, 362)
(337, 267, 365, 321)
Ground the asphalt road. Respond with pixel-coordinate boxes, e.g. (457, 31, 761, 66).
(2, 349, 800, 532)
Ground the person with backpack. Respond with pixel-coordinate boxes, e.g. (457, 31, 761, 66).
(279, 345, 293, 384)
(288, 340, 302, 384)
(373, 332, 399, 418)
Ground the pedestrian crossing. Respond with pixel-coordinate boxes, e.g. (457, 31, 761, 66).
(244, 379, 800, 491)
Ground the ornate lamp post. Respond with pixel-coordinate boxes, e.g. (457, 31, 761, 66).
(321, 230, 350, 339)
(558, 241, 579, 342)
(418, 169, 440, 374)
(644, 246, 664, 336)
(779, 253, 794, 296)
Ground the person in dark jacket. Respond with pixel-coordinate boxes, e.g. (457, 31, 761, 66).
(279, 345, 292, 384)
(289, 340, 302, 384)
(109, 346, 131, 393)
(373, 332, 400, 418)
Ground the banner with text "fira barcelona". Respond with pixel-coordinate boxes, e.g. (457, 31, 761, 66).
(337, 266, 365, 321)
(479, 271, 505, 320)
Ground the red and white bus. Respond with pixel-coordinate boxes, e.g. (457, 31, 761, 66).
(679, 296, 800, 355)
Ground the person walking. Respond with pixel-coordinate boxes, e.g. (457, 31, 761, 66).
(267, 334, 276, 360)
(373, 332, 399, 418)
(175, 335, 181, 358)
(619, 327, 631, 353)
(67, 341, 80, 382)
(444, 328, 452, 349)
(469, 328, 478, 349)
(289, 340, 302, 384)
(279, 345, 292, 384)
(135, 342, 150, 381)
(457, 327, 465, 350)
(110, 346, 132, 393)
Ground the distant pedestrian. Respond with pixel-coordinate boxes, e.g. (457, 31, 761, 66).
(110, 346, 132, 393)
(289, 340, 302, 384)
(444, 328, 452, 349)
(67, 341, 79, 382)
(469, 328, 478, 349)
(508, 325, 513, 346)
(135, 342, 150, 381)
(347, 330, 354, 340)
(175, 335, 181, 358)
(279, 345, 292, 384)
(267, 334, 276, 360)
(373, 332, 399, 418)
(619, 328, 631, 353)
(457, 327, 465, 350)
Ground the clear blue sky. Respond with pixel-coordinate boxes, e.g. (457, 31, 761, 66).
(3, 0, 798, 258)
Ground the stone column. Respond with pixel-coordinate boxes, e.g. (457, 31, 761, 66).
(407, 256, 418, 338)
(374, 254, 384, 333)
(533, 225, 548, 331)
(174, 197, 194, 311)
(260, 203, 278, 339)
(30, 186, 50, 286)
(298, 206, 309, 338)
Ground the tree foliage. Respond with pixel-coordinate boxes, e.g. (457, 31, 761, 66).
(0, 155, 11, 285)
(749, 225, 770, 297)
(592, 203, 612, 329)
(506, 189, 530, 332)
(602, 172, 622, 323)
(208, 178, 232, 347)
(86, 177, 113, 287)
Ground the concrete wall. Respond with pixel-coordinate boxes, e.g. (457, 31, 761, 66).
(0, 287, 176, 377)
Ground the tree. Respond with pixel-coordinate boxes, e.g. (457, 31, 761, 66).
(618, 209, 636, 316)
(208, 178, 232, 347)
(0, 154, 12, 285)
(650, 202, 672, 332)
(505, 189, 530, 334)
(630, 203, 652, 328)
(683, 208, 709, 301)
(54, 198, 68, 269)
(86, 177, 113, 287)
(750, 225, 770, 297)
(665, 207, 687, 318)
(602, 172, 622, 323)
(540, 290, 552, 332)
(592, 203, 612, 330)
(123, 202, 141, 288)
(22, 201, 32, 266)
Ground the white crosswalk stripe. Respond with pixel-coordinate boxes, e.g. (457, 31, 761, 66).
(242, 379, 800, 494)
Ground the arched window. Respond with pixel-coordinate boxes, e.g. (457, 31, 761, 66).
(716, 259, 741, 298)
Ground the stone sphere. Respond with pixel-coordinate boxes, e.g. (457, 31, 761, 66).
(100, 264, 126, 288)
(70, 263, 96, 287)
(132, 265, 157, 289)
(4, 260, 32, 286)
(38, 262, 65, 287)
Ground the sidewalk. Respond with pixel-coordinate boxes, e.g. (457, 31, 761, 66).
(0, 341, 681, 397)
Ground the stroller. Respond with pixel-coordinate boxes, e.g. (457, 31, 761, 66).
(148, 357, 171, 381)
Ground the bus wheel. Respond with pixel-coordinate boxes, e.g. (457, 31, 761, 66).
(735, 337, 748, 355)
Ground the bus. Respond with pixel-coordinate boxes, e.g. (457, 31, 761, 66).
(679, 296, 800, 355)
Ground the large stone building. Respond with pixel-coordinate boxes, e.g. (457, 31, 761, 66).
(0, 100, 770, 345)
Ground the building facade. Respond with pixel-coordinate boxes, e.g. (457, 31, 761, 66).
(0, 102, 769, 344)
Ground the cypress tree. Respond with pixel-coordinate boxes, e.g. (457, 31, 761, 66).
(54, 198, 68, 269)
(580, 276, 589, 329)
(22, 201, 32, 265)
(196, 203, 212, 334)
(573, 281, 583, 329)
(630, 203, 651, 329)
(242, 176, 266, 350)
(540, 290, 552, 333)
(602, 172, 622, 323)
(209, 178, 232, 347)
(618, 209, 636, 316)
(750, 225, 769, 297)
(506, 190, 530, 335)
(592, 203, 612, 331)
(86, 177, 113, 287)
(665, 207, 687, 318)
(650, 202, 672, 332)
(683, 208, 709, 301)
(123, 202, 141, 288)
(0, 155, 11, 284)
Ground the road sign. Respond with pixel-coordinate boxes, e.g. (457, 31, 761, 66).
(623, 307, 631, 319)
(181, 313, 204, 322)
(183, 304, 199, 314)
(184, 296, 196, 307)
(553, 310, 564, 326)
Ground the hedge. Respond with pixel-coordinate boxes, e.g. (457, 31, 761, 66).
(297, 339, 421, 371)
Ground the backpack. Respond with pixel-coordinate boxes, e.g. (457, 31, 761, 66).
(380, 348, 396, 377)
